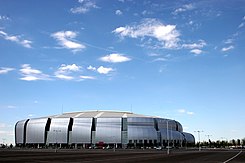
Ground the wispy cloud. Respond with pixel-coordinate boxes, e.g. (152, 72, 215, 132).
(115, 10, 123, 15)
(221, 45, 234, 52)
(152, 58, 167, 62)
(177, 109, 194, 116)
(113, 18, 180, 49)
(19, 64, 50, 81)
(87, 65, 114, 75)
(0, 67, 15, 74)
(182, 40, 206, 49)
(238, 22, 244, 28)
(87, 65, 96, 71)
(172, 3, 195, 15)
(99, 53, 131, 63)
(190, 49, 203, 55)
(7, 105, 17, 109)
(0, 30, 32, 48)
(182, 40, 206, 55)
(0, 15, 10, 21)
(80, 75, 96, 80)
(71, 0, 98, 14)
(54, 64, 82, 80)
(51, 31, 85, 52)
(224, 39, 234, 44)
(97, 66, 113, 74)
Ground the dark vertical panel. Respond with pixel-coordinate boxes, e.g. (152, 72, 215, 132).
(67, 118, 74, 144)
(23, 119, 30, 145)
(45, 118, 51, 144)
(154, 118, 159, 131)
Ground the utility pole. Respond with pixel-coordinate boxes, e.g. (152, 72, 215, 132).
(167, 120, 170, 155)
(194, 130, 203, 151)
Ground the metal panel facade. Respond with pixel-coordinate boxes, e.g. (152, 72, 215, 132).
(127, 117, 157, 142)
(26, 118, 48, 144)
(15, 120, 27, 144)
(71, 118, 92, 144)
(182, 132, 195, 143)
(47, 118, 70, 144)
(157, 119, 176, 130)
(95, 118, 121, 143)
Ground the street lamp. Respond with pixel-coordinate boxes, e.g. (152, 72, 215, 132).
(113, 136, 116, 152)
(194, 130, 203, 151)
(166, 120, 170, 155)
(53, 129, 61, 152)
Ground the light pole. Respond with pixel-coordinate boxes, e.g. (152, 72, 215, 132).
(53, 129, 61, 152)
(194, 130, 203, 151)
(113, 136, 116, 152)
(167, 120, 170, 155)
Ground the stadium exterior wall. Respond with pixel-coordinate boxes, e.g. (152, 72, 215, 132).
(15, 111, 195, 148)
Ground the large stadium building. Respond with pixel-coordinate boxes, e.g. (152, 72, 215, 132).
(15, 110, 195, 148)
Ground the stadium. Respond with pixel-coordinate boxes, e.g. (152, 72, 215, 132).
(15, 110, 195, 149)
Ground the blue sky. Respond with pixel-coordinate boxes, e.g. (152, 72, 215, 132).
(0, 0, 245, 144)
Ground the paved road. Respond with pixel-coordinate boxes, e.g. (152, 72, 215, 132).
(0, 149, 244, 162)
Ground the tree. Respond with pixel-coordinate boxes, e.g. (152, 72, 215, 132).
(242, 138, 245, 146)
(237, 139, 241, 146)
(231, 139, 236, 146)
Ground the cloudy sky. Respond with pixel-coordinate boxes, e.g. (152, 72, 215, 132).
(0, 0, 245, 144)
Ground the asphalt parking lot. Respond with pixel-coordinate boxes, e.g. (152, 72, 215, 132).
(0, 148, 244, 163)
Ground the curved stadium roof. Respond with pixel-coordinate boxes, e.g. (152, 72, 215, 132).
(47, 110, 161, 119)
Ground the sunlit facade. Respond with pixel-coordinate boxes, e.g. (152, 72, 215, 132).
(15, 111, 195, 148)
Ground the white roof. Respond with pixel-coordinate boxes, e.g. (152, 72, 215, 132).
(49, 110, 158, 118)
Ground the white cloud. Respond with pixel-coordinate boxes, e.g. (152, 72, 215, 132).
(182, 40, 206, 49)
(100, 53, 131, 63)
(58, 64, 81, 72)
(0, 30, 32, 48)
(71, 0, 98, 14)
(0, 15, 10, 20)
(190, 49, 202, 55)
(113, 18, 180, 49)
(187, 111, 194, 115)
(51, 31, 85, 52)
(87, 65, 96, 71)
(0, 67, 15, 74)
(224, 39, 234, 44)
(243, 16, 245, 20)
(115, 10, 123, 15)
(238, 22, 244, 28)
(152, 58, 167, 62)
(7, 105, 17, 109)
(55, 64, 81, 80)
(221, 45, 234, 52)
(80, 75, 96, 80)
(97, 66, 113, 74)
(55, 74, 74, 80)
(19, 64, 50, 81)
(172, 3, 195, 15)
(178, 109, 186, 113)
(148, 53, 161, 57)
(178, 109, 194, 116)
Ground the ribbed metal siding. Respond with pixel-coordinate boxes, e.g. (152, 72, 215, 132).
(26, 118, 48, 144)
(95, 118, 121, 143)
(182, 132, 195, 143)
(70, 118, 92, 144)
(127, 117, 157, 142)
(47, 118, 70, 144)
(15, 120, 28, 144)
